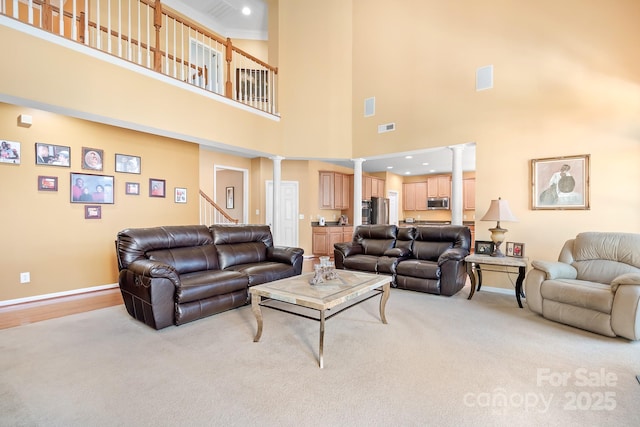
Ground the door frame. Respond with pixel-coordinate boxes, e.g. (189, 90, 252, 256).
(214, 165, 248, 224)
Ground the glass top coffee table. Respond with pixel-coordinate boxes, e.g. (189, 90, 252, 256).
(249, 271, 391, 368)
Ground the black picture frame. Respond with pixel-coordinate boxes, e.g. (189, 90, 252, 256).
(38, 175, 58, 191)
(149, 178, 166, 198)
(82, 147, 104, 171)
(70, 173, 114, 204)
(125, 182, 140, 195)
(35, 143, 70, 167)
(474, 240, 494, 255)
(115, 153, 141, 174)
(84, 205, 102, 219)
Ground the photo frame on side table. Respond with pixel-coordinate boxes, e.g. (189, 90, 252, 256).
(70, 173, 114, 204)
(531, 154, 590, 210)
(474, 240, 494, 255)
(149, 178, 166, 197)
(507, 242, 525, 257)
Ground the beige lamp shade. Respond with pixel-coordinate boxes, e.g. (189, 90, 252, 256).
(480, 197, 517, 257)
(480, 198, 518, 224)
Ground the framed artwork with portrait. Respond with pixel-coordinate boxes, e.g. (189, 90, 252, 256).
(149, 178, 166, 198)
(125, 182, 140, 195)
(38, 175, 58, 191)
(35, 143, 70, 167)
(174, 187, 187, 203)
(531, 154, 590, 210)
(1, 140, 21, 164)
(115, 154, 141, 174)
(82, 147, 104, 171)
(70, 173, 114, 204)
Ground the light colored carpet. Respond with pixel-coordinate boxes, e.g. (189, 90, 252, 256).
(1, 285, 639, 427)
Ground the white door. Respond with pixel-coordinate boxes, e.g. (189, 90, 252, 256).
(266, 181, 299, 247)
(388, 190, 399, 225)
(189, 39, 223, 93)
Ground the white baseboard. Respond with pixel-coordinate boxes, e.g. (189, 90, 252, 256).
(0, 283, 119, 307)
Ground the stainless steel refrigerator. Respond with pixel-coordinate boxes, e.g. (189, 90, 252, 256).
(370, 197, 389, 224)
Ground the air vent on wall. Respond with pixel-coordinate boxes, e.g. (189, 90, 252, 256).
(378, 123, 396, 133)
(476, 65, 494, 91)
(364, 97, 375, 117)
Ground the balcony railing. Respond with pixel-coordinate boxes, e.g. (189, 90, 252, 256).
(1, 0, 278, 115)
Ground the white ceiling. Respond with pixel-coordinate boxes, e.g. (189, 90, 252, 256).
(170, 0, 476, 175)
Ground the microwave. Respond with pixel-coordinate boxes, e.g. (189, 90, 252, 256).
(427, 197, 449, 210)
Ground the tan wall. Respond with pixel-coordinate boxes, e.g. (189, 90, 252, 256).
(348, 0, 640, 287)
(0, 103, 198, 301)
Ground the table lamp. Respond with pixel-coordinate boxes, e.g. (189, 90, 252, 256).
(480, 197, 518, 257)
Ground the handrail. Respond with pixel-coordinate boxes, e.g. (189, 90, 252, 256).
(0, 0, 278, 114)
(199, 190, 239, 224)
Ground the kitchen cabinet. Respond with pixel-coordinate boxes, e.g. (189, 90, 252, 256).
(403, 181, 427, 211)
(463, 178, 475, 210)
(312, 226, 354, 256)
(319, 171, 350, 209)
(427, 175, 451, 198)
(362, 176, 385, 200)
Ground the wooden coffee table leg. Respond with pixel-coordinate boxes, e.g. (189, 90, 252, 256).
(319, 310, 325, 369)
(251, 293, 263, 342)
(379, 282, 390, 324)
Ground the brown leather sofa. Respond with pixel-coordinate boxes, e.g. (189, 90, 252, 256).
(116, 224, 304, 329)
(334, 224, 471, 296)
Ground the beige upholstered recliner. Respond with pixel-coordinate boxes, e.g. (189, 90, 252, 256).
(525, 232, 640, 340)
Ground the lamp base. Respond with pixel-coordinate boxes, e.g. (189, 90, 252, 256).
(489, 225, 507, 257)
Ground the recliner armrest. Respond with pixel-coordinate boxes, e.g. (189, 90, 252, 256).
(531, 260, 577, 280)
(127, 259, 179, 281)
(437, 248, 469, 266)
(268, 246, 304, 265)
(334, 242, 363, 257)
(384, 247, 411, 257)
(611, 273, 640, 292)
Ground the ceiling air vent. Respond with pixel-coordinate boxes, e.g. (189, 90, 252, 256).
(378, 123, 396, 134)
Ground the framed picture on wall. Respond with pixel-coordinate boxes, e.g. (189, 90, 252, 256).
(125, 182, 140, 195)
(531, 154, 590, 210)
(226, 186, 234, 209)
(149, 178, 166, 198)
(82, 147, 104, 171)
(38, 175, 58, 191)
(174, 187, 187, 203)
(70, 173, 114, 203)
(84, 205, 102, 219)
(115, 153, 141, 174)
(1, 140, 21, 164)
(35, 143, 70, 167)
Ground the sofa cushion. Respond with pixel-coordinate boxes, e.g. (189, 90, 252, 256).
(343, 255, 379, 273)
(176, 270, 248, 304)
(574, 232, 640, 268)
(216, 242, 268, 270)
(572, 259, 640, 285)
(148, 245, 219, 274)
(396, 259, 440, 280)
(540, 279, 613, 314)
(225, 262, 298, 286)
(412, 241, 453, 262)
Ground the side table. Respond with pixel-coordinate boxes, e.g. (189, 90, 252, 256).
(465, 254, 529, 308)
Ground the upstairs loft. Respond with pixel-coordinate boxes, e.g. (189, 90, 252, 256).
(1, 0, 278, 117)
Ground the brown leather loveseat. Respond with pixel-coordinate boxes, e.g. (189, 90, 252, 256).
(334, 224, 471, 296)
(116, 224, 304, 329)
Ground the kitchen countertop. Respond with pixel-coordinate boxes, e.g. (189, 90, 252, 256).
(311, 222, 352, 227)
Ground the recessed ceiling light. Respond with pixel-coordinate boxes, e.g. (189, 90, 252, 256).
(405, 155, 413, 159)
(422, 162, 429, 166)
(242, 6, 251, 16)
(405, 171, 411, 175)
(386, 166, 393, 169)
(429, 169, 436, 173)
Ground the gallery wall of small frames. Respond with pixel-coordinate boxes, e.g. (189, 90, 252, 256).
(1, 140, 189, 219)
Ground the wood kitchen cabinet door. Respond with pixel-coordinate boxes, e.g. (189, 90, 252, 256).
(464, 178, 476, 210)
(403, 183, 416, 210)
(319, 172, 334, 209)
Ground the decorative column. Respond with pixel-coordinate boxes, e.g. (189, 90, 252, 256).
(352, 158, 365, 226)
(449, 145, 464, 226)
(271, 156, 284, 245)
